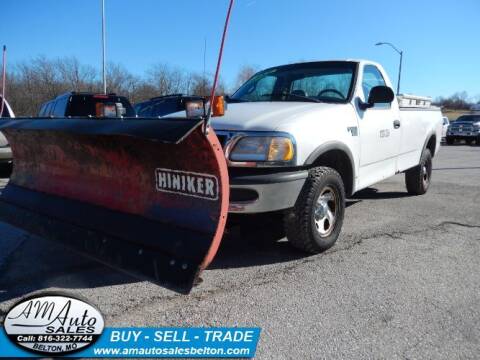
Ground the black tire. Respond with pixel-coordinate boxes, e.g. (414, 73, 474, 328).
(405, 148, 432, 195)
(285, 167, 345, 253)
(446, 136, 454, 145)
(466, 138, 474, 145)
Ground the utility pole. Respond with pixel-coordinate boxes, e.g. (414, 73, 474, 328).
(101, 0, 107, 94)
(203, 37, 207, 95)
(375, 42, 403, 95)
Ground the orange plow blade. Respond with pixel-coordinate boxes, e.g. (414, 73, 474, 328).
(0, 118, 229, 293)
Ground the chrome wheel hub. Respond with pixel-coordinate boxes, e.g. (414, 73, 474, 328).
(313, 186, 338, 237)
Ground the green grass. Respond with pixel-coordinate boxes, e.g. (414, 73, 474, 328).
(442, 109, 470, 121)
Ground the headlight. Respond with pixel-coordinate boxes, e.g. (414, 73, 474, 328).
(229, 136, 294, 163)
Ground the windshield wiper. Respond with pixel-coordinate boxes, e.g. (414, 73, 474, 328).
(262, 93, 321, 103)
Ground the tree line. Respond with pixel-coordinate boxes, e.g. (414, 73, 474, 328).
(433, 91, 479, 110)
(8, 57, 476, 116)
(3, 56, 258, 116)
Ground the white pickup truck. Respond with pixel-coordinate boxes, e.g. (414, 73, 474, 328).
(212, 60, 442, 252)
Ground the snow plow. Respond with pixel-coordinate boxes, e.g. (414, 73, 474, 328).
(0, 117, 229, 293)
(0, 0, 235, 294)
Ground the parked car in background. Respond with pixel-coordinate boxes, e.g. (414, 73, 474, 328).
(134, 94, 204, 117)
(442, 116, 450, 140)
(39, 92, 135, 118)
(446, 114, 480, 145)
(0, 96, 14, 173)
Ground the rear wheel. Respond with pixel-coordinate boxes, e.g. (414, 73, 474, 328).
(446, 136, 454, 145)
(285, 167, 345, 253)
(405, 148, 432, 195)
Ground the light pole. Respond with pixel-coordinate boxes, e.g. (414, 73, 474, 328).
(101, 0, 107, 94)
(375, 42, 403, 95)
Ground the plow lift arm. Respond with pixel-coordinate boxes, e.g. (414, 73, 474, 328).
(0, 0, 234, 294)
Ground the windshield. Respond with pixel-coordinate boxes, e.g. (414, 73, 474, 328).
(456, 115, 480, 122)
(230, 61, 356, 103)
(135, 98, 182, 117)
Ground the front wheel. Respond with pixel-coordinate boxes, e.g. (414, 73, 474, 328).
(405, 148, 432, 195)
(285, 167, 345, 253)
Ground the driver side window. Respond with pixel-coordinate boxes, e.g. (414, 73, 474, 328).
(362, 65, 386, 101)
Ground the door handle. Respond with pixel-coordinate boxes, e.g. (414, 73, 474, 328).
(393, 120, 401, 129)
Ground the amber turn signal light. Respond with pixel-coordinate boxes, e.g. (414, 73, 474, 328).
(212, 96, 225, 117)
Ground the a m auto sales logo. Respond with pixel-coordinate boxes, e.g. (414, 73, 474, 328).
(3, 293, 104, 355)
(155, 168, 219, 200)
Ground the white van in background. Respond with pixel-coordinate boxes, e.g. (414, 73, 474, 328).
(442, 116, 450, 140)
(0, 96, 14, 171)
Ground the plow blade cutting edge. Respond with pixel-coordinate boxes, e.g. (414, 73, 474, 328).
(0, 118, 229, 293)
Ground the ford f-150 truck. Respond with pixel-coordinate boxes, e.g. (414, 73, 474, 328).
(212, 60, 443, 252)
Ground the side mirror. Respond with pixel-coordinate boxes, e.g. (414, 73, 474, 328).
(359, 86, 395, 110)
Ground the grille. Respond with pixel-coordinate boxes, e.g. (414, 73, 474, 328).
(451, 125, 473, 132)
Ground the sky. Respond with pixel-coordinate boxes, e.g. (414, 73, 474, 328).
(1, 0, 479, 99)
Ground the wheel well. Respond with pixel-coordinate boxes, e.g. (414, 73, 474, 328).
(426, 135, 436, 157)
(310, 150, 354, 196)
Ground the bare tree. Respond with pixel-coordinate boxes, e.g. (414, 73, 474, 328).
(8, 56, 102, 115)
(434, 92, 473, 110)
(6, 57, 259, 115)
(56, 57, 97, 92)
(147, 63, 190, 96)
(235, 64, 258, 89)
(188, 72, 227, 97)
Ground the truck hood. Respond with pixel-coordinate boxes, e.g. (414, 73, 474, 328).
(211, 102, 340, 131)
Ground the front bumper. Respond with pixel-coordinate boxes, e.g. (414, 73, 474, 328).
(447, 131, 479, 138)
(228, 169, 308, 213)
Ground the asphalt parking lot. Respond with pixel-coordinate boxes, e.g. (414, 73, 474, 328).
(0, 144, 479, 359)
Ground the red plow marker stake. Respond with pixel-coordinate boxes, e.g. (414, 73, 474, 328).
(0, 118, 229, 293)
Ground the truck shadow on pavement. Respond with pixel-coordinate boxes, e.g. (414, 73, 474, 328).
(0, 235, 135, 304)
(210, 200, 361, 270)
(352, 187, 410, 200)
(433, 166, 480, 171)
(0, 187, 404, 302)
